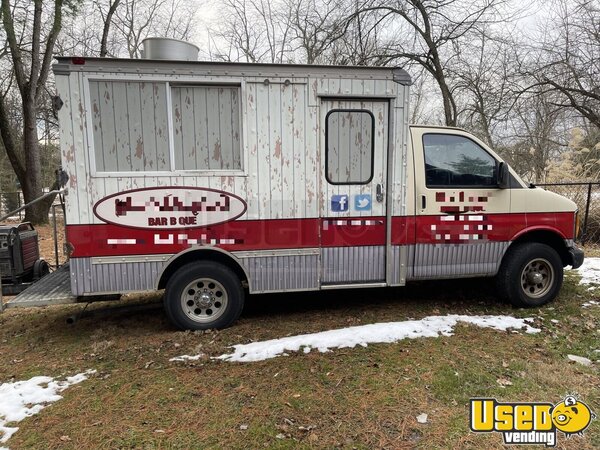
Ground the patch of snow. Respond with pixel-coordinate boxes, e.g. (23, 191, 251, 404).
(582, 300, 599, 308)
(573, 257, 600, 286)
(205, 315, 540, 363)
(567, 354, 593, 366)
(550, 319, 559, 324)
(0, 370, 95, 447)
(169, 354, 205, 362)
(416, 413, 428, 424)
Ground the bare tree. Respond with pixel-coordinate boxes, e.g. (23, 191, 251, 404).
(286, 0, 347, 64)
(212, 0, 391, 65)
(504, 90, 567, 182)
(525, 0, 600, 129)
(211, 0, 270, 62)
(408, 68, 440, 124)
(56, 0, 103, 55)
(0, 0, 74, 223)
(451, 28, 518, 148)
(327, 0, 387, 65)
(256, 0, 292, 63)
(211, 0, 292, 63)
(349, 0, 510, 126)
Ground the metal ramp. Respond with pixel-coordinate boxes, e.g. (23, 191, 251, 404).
(1, 263, 78, 309)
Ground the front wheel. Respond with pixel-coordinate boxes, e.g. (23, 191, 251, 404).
(164, 261, 245, 330)
(496, 243, 563, 308)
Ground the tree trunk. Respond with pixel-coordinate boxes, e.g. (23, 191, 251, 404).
(437, 73, 457, 127)
(1, 0, 64, 225)
(100, 0, 122, 57)
(21, 94, 48, 224)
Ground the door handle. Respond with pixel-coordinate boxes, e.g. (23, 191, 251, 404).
(376, 184, 384, 202)
(421, 195, 426, 209)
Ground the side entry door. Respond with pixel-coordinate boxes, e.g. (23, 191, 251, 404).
(411, 128, 511, 279)
(320, 99, 389, 285)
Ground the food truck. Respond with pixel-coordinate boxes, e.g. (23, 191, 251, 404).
(4, 38, 583, 330)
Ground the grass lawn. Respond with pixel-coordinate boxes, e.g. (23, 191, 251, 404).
(1, 254, 598, 449)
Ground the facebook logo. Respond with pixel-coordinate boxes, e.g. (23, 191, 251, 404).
(331, 194, 349, 212)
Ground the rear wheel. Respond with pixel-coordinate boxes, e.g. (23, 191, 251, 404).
(497, 243, 563, 307)
(164, 261, 244, 330)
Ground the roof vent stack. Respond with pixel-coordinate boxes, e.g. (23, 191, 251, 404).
(140, 38, 199, 61)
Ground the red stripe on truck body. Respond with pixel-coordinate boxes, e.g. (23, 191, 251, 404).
(66, 212, 574, 258)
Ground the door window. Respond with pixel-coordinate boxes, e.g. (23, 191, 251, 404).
(326, 109, 374, 184)
(423, 134, 496, 187)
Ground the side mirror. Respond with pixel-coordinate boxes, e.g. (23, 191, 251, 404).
(497, 162, 510, 189)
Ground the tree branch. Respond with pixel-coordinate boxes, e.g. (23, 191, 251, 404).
(36, 0, 65, 103)
(1, 0, 27, 94)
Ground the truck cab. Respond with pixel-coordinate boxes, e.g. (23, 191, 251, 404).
(408, 125, 583, 305)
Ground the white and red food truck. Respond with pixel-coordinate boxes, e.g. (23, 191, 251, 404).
(48, 40, 583, 329)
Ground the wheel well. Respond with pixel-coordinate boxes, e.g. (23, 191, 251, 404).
(157, 249, 248, 290)
(510, 230, 570, 266)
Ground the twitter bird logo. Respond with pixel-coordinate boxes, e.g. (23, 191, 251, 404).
(354, 194, 372, 211)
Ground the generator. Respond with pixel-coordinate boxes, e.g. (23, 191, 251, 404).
(0, 223, 49, 289)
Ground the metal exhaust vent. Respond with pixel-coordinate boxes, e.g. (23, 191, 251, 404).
(141, 37, 199, 61)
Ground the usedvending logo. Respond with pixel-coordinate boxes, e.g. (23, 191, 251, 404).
(94, 187, 247, 230)
(470, 396, 595, 446)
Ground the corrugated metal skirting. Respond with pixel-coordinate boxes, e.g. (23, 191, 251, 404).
(322, 246, 385, 283)
(239, 254, 319, 293)
(72, 254, 320, 295)
(409, 242, 510, 280)
(70, 258, 165, 295)
(390, 245, 405, 285)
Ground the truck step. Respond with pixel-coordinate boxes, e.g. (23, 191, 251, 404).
(4, 263, 78, 308)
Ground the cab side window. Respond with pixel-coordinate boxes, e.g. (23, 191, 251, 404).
(423, 134, 496, 187)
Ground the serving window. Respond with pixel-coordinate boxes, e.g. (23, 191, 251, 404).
(88, 79, 242, 174)
(171, 85, 241, 171)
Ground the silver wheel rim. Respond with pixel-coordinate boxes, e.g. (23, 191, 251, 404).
(180, 278, 228, 323)
(520, 258, 554, 299)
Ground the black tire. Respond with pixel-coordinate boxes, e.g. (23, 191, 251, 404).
(33, 259, 50, 281)
(496, 242, 563, 308)
(164, 261, 245, 330)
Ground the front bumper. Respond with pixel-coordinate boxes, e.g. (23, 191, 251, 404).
(567, 246, 584, 269)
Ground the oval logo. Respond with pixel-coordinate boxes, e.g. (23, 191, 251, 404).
(93, 187, 247, 230)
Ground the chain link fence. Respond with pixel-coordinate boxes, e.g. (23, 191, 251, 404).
(0, 192, 25, 221)
(537, 182, 600, 244)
